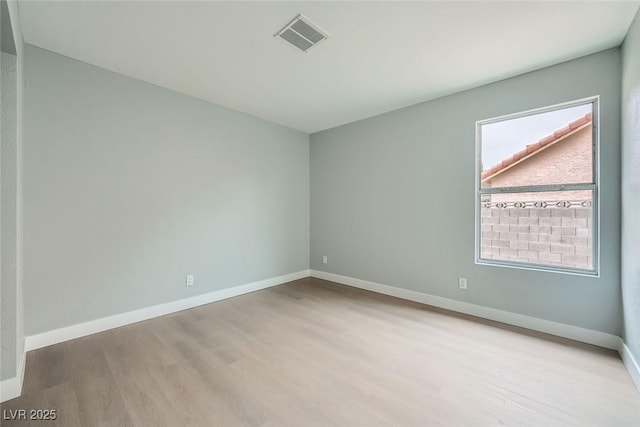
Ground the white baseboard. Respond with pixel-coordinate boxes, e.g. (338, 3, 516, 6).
(310, 269, 620, 350)
(25, 269, 310, 352)
(620, 341, 640, 392)
(16, 268, 640, 401)
(0, 345, 26, 403)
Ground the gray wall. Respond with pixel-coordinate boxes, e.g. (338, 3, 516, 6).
(621, 11, 640, 359)
(1, 0, 23, 385)
(311, 49, 621, 334)
(23, 46, 310, 335)
(1, 51, 17, 380)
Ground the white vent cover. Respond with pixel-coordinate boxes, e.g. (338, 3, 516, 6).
(275, 14, 329, 53)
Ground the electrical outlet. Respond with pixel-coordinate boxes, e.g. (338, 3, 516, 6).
(322, 255, 328, 264)
(186, 275, 194, 287)
(458, 278, 467, 290)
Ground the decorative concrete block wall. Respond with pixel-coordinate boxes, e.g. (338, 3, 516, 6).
(480, 205, 592, 269)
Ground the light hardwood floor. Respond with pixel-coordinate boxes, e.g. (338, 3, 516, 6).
(2, 277, 639, 426)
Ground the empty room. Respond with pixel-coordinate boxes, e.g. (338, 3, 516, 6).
(1, 1, 640, 425)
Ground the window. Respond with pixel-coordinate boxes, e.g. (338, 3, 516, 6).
(476, 97, 598, 275)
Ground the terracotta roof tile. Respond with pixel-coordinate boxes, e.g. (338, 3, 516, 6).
(481, 113, 592, 181)
(557, 125, 571, 135)
(526, 142, 542, 154)
(513, 150, 527, 161)
(501, 157, 515, 168)
(539, 134, 556, 145)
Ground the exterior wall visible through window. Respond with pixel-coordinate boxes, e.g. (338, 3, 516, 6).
(476, 98, 598, 274)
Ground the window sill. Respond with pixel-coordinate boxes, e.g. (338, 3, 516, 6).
(475, 258, 599, 278)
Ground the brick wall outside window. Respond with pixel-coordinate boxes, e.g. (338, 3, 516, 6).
(480, 206, 592, 269)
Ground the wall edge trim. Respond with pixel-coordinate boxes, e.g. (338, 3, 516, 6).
(0, 341, 26, 403)
(24, 270, 311, 352)
(620, 340, 640, 392)
(310, 269, 620, 350)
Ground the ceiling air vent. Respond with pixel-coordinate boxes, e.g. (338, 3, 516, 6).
(275, 14, 329, 53)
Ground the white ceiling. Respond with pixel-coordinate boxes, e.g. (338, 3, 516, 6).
(18, 1, 640, 133)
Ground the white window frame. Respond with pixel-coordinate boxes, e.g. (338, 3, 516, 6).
(475, 96, 599, 276)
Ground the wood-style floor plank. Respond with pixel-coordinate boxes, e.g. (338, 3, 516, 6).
(2, 277, 639, 426)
